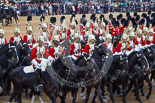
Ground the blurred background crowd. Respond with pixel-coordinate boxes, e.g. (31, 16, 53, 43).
(1, 0, 155, 16)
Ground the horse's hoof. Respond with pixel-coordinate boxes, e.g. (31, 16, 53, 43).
(119, 93, 122, 97)
(25, 94, 30, 98)
(146, 95, 150, 100)
(103, 98, 107, 103)
(142, 94, 146, 96)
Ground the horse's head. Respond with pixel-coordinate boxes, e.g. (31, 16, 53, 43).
(92, 44, 107, 58)
(7, 43, 19, 64)
(19, 41, 31, 57)
(134, 51, 149, 72)
(121, 53, 129, 72)
(143, 46, 155, 62)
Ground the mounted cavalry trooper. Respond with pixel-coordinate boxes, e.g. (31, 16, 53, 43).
(26, 16, 32, 30)
(31, 35, 54, 92)
(79, 14, 86, 33)
(10, 26, 22, 44)
(39, 23, 50, 46)
(60, 19, 67, 42)
(49, 35, 64, 60)
(49, 17, 56, 36)
(103, 33, 116, 54)
(67, 17, 77, 40)
(84, 34, 96, 56)
(116, 33, 131, 53)
(39, 15, 45, 30)
(142, 26, 149, 42)
(146, 28, 155, 45)
(99, 22, 106, 42)
(23, 26, 36, 49)
(0, 25, 7, 47)
(80, 21, 90, 41)
(134, 27, 146, 46)
(127, 31, 136, 50)
(69, 32, 83, 60)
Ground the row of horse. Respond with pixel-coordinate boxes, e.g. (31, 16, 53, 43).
(0, 7, 18, 25)
(0, 37, 154, 103)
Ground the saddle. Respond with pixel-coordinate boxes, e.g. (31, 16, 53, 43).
(23, 65, 35, 73)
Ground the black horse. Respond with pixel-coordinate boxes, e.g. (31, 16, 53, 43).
(126, 50, 150, 103)
(16, 41, 31, 66)
(100, 53, 129, 103)
(139, 45, 155, 97)
(8, 55, 85, 103)
(0, 8, 18, 25)
(0, 43, 19, 63)
(60, 53, 98, 103)
(0, 43, 19, 95)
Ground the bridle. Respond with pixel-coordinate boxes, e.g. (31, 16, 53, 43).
(8, 44, 19, 64)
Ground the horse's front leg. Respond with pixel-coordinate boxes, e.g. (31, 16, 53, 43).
(85, 87, 91, 103)
(144, 75, 152, 100)
(133, 78, 143, 103)
(122, 83, 128, 103)
(71, 89, 78, 103)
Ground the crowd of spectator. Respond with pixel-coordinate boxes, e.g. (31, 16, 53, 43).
(8, 1, 155, 16)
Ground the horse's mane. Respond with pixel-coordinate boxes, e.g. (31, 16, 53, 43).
(0, 44, 9, 54)
(128, 51, 137, 59)
(52, 58, 61, 68)
(74, 55, 84, 65)
(0, 44, 8, 49)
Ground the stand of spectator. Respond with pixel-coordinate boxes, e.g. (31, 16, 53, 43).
(8, 1, 155, 16)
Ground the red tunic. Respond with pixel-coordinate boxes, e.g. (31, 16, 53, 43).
(103, 43, 116, 53)
(67, 29, 71, 40)
(116, 42, 131, 53)
(31, 46, 49, 63)
(10, 36, 23, 44)
(23, 35, 36, 48)
(69, 43, 83, 58)
(146, 34, 155, 45)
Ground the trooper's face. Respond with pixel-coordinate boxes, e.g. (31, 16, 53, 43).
(0, 33, 3, 38)
(129, 36, 134, 40)
(89, 39, 95, 44)
(42, 27, 47, 31)
(71, 25, 75, 29)
(38, 40, 43, 46)
(106, 38, 111, 43)
(27, 30, 32, 35)
(75, 37, 80, 43)
(122, 38, 127, 43)
(15, 32, 20, 36)
(137, 33, 142, 37)
(149, 32, 153, 36)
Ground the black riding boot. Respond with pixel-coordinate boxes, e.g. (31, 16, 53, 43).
(34, 69, 42, 92)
